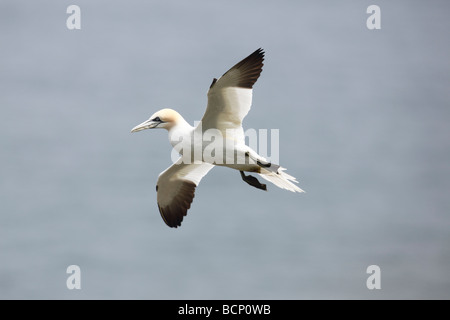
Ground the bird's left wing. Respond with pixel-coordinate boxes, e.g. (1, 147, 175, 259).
(156, 161, 214, 228)
(201, 48, 264, 134)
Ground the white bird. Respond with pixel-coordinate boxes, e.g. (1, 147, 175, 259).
(131, 48, 304, 228)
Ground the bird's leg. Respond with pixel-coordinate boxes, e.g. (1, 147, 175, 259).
(240, 171, 267, 191)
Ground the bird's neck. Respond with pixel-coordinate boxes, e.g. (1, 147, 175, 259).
(168, 117, 194, 149)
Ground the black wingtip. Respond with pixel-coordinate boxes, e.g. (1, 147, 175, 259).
(249, 48, 265, 62)
(255, 47, 265, 56)
(157, 180, 196, 228)
(223, 48, 265, 89)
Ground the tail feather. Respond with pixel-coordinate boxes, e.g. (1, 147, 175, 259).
(258, 166, 304, 193)
(245, 150, 304, 193)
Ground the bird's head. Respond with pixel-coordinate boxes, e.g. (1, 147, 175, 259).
(131, 108, 181, 132)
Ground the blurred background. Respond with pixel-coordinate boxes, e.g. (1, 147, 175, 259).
(1, 0, 449, 299)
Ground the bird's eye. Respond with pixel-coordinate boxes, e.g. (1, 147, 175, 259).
(153, 117, 161, 122)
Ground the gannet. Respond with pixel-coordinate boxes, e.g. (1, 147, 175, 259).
(131, 48, 304, 228)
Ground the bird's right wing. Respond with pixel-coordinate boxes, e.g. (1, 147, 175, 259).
(201, 48, 264, 135)
(156, 161, 214, 228)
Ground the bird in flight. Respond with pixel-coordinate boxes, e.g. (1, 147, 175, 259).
(131, 48, 304, 228)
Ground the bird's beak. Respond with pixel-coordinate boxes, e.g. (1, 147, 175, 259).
(130, 119, 159, 133)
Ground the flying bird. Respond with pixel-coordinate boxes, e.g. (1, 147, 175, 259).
(131, 48, 304, 228)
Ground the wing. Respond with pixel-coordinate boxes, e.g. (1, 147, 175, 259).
(201, 48, 264, 134)
(156, 161, 214, 228)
